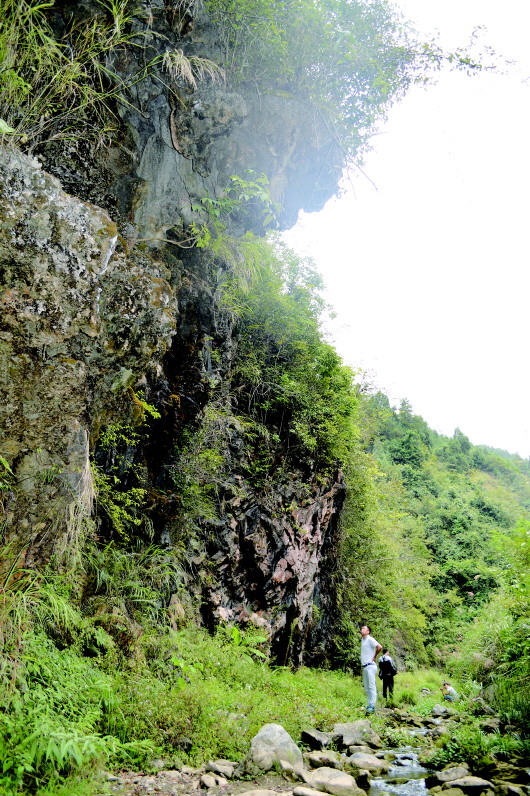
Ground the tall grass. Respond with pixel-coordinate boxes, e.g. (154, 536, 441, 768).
(390, 668, 463, 714)
(162, 49, 225, 90)
(0, 0, 136, 148)
(102, 625, 368, 764)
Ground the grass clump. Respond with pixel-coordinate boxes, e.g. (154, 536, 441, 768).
(426, 724, 490, 771)
(396, 689, 417, 706)
(107, 626, 367, 764)
(379, 668, 461, 715)
(0, 0, 136, 148)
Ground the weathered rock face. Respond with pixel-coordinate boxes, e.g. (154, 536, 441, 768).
(333, 721, 382, 750)
(0, 145, 344, 659)
(200, 469, 346, 665)
(0, 149, 175, 564)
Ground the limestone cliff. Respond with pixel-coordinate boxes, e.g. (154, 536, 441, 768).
(0, 0, 347, 665)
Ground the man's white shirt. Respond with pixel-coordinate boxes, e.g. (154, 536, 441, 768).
(360, 634, 380, 665)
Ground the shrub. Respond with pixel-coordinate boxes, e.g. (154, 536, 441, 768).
(426, 724, 492, 772)
(0, 632, 149, 792)
(205, 0, 418, 159)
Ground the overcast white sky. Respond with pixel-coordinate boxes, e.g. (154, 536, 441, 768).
(284, 0, 530, 458)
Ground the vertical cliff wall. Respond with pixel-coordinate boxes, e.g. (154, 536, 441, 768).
(0, 0, 348, 664)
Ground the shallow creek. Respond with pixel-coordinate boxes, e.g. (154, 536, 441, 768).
(107, 730, 437, 796)
(370, 747, 431, 796)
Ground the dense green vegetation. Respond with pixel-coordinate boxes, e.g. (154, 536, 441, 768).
(222, 235, 358, 477)
(3, 229, 530, 792)
(340, 393, 530, 728)
(205, 0, 418, 158)
(205, 0, 489, 159)
(0, 0, 134, 146)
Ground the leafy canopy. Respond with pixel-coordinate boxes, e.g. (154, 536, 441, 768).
(206, 0, 417, 158)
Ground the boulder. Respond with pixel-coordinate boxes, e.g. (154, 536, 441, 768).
(302, 729, 335, 750)
(346, 753, 389, 776)
(201, 773, 228, 788)
(431, 705, 450, 718)
(426, 767, 470, 788)
(347, 746, 373, 756)
(354, 770, 371, 791)
(206, 760, 236, 778)
(294, 788, 331, 796)
(441, 777, 494, 795)
(432, 704, 457, 718)
(279, 759, 306, 781)
(479, 718, 501, 733)
(429, 726, 450, 738)
(302, 767, 366, 796)
(491, 764, 530, 784)
(247, 723, 303, 772)
(406, 716, 426, 728)
(421, 717, 439, 728)
(493, 783, 526, 796)
(304, 751, 344, 770)
(471, 698, 495, 716)
(390, 709, 412, 722)
(333, 721, 382, 749)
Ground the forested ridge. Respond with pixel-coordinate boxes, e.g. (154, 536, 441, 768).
(0, 0, 528, 794)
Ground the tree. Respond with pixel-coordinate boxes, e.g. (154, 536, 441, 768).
(205, 0, 459, 161)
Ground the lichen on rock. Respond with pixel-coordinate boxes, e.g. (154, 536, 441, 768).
(0, 149, 176, 564)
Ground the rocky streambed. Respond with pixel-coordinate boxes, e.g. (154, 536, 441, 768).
(100, 706, 530, 796)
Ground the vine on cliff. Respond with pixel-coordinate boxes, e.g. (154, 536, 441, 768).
(206, 0, 416, 158)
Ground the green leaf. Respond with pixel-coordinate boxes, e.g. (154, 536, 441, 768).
(0, 119, 16, 134)
(0, 456, 14, 474)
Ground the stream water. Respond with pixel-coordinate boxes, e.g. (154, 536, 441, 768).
(370, 747, 431, 796)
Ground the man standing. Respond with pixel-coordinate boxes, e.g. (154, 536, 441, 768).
(360, 625, 382, 713)
(378, 648, 398, 700)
